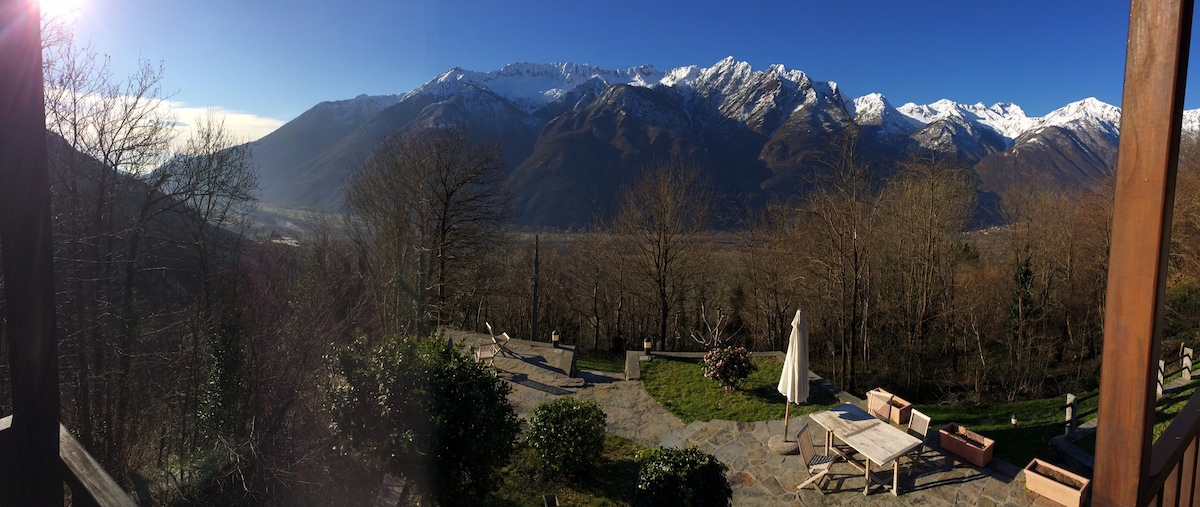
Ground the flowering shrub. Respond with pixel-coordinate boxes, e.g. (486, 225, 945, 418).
(702, 346, 756, 389)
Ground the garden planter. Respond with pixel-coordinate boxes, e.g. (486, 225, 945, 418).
(939, 423, 994, 467)
(868, 387, 913, 424)
(1023, 458, 1090, 507)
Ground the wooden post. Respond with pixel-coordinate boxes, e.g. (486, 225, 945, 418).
(1184, 347, 1193, 381)
(1092, 0, 1193, 505)
(1158, 360, 1166, 397)
(0, 0, 64, 504)
(1065, 393, 1077, 438)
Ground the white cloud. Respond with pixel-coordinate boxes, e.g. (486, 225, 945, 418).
(169, 103, 285, 144)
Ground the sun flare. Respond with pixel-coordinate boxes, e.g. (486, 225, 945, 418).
(39, 0, 86, 23)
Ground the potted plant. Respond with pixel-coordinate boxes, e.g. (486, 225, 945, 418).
(868, 387, 913, 424)
(939, 423, 994, 467)
(1023, 458, 1090, 507)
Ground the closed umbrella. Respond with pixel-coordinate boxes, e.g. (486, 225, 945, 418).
(777, 309, 810, 439)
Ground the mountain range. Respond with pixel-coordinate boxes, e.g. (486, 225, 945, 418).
(247, 57, 1192, 228)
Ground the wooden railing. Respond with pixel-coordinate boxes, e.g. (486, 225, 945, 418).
(1143, 389, 1200, 505)
(0, 416, 136, 507)
(1064, 347, 1195, 440)
(1158, 346, 1195, 397)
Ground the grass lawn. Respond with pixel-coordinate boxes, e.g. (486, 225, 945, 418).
(641, 356, 838, 424)
(1075, 379, 1200, 455)
(575, 352, 626, 374)
(916, 392, 1098, 468)
(487, 435, 643, 506)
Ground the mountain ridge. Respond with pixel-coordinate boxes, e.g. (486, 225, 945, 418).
(247, 57, 1198, 227)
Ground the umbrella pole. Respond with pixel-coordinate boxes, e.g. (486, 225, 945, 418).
(783, 403, 792, 441)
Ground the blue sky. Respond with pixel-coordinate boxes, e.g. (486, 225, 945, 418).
(68, 0, 1190, 140)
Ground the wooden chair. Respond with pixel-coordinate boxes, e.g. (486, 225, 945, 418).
(484, 322, 512, 355)
(905, 409, 932, 472)
(474, 346, 497, 367)
(796, 422, 839, 493)
(493, 332, 512, 355)
(867, 390, 893, 421)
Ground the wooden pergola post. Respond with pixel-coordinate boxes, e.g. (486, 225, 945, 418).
(1093, 0, 1193, 505)
(0, 0, 64, 505)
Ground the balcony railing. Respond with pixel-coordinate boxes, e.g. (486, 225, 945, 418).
(1143, 391, 1200, 505)
(0, 416, 135, 507)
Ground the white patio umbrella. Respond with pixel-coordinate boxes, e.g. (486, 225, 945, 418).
(777, 309, 810, 439)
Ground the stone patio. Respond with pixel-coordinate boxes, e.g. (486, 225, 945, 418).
(448, 331, 1062, 506)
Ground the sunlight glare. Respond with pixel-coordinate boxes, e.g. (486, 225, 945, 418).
(39, 0, 86, 24)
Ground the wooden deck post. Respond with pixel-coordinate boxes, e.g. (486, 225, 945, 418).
(1093, 0, 1193, 505)
(1183, 347, 1193, 382)
(1159, 360, 1167, 398)
(0, 0, 64, 505)
(1065, 393, 1077, 438)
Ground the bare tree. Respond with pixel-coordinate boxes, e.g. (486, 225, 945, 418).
(802, 130, 877, 393)
(346, 125, 509, 334)
(872, 154, 975, 394)
(43, 36, 176, 471)
(613, 160, 713, 350)
(736, 204, 808, 351)
(43, 33, 261, 479)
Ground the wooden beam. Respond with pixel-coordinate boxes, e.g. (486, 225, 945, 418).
(1093, 0, 1193, 505)
(60, 423, 137, 507)
(0, 417, 135, 507)
(0, 0, 63, 505)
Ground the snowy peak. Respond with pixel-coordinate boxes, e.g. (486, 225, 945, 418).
(1035, 97, 1121, 130)
(405, 57, 843, 132)
(850, 93, 922, 134)
(685, 56, 812, 95)
(411, 62, 663, 114)
(1185, 109, 1200, 132)
(308, 93, 403, 130)
(896, 99, 1034, 140)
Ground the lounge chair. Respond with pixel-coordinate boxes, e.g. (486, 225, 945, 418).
(797, 422, 839, 494)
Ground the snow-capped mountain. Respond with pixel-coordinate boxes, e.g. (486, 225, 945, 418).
(409, 62, 662, 115)
(247, 57, 1161, 227)
(895, 99, 1035, 141)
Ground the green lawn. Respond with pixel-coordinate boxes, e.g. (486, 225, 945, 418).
(575, 352, 626, 374)
(487, 435, 643, 506)
(641, 356, 838, 424)
(1075, 379, 1200, 455)
(915, 392, 1098, 468)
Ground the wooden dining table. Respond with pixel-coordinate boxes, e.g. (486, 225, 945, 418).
(808, 403, 923, 496)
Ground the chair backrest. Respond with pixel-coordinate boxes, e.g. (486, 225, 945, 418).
(494, 332, 511, 345)
(867, 390, 893, 421)
(908, 409, 931, 440)
(486, 322, 494, 337)
(796, 422, 818, 466)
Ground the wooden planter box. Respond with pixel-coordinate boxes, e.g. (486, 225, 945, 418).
(939, 423, 994, 467)
(1024, 458, 1090, 507)
(868, 387, 913, 424)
